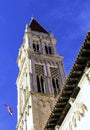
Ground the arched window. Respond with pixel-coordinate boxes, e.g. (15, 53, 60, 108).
(33, 43, 39, 52)
(41, 76, 44, 93)
(45, 45, 52, 54)
(33, 43, 36, 51)
(45, 46, 48, 54)
(35, 64, 45, 93)
(36, 75, 45, 93)
(52, 78, 59, 95)
(50, 67, 60, 95)
(52, 78, 57, 95)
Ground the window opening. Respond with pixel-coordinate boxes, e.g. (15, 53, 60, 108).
(56, 78, 59, 89)
(49, 46, 52, 54)
(37, 75, 41, 92)
(37, 44, 39, 52)
(35, 64, 45, 93)
(45, 46, 48, 54)
(33, 42, 39, 52)
(45, 45, 52, 54)
(41, 76, 44, 93)
(33, 43, 36, 51)
(50, 67, 60, 95)
(52, 78, 57, 95)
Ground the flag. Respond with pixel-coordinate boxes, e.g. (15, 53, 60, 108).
(4, 104, 13, 116)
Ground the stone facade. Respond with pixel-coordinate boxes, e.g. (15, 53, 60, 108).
(31, 92, 56, 130)
(55, 67, 90, 130)
(16, 18, 66, 130)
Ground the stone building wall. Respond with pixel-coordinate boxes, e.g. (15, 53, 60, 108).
(31, 93, 57, 130)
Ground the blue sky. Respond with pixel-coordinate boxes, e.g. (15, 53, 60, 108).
(0, 0, 90, 130)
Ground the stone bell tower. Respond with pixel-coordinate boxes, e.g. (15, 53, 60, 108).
(16, 17, 66, 130)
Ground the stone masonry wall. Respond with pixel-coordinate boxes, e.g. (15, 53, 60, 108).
(31, 93, 57, 130)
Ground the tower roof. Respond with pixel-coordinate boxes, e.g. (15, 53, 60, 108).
(29, 17, 49, 34)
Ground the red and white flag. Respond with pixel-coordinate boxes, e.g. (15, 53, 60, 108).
(4, 104, 13, 116)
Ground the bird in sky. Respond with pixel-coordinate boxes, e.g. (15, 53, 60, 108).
(4, 104, 13, 116)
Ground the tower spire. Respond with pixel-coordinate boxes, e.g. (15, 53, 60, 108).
(29, 17, 49, 34)
(16, 18, 66, 130)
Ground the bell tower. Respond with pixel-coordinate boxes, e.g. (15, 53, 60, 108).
(16, 17, 66, 130)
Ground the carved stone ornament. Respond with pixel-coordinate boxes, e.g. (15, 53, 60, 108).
(66, 102, 87, 130)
